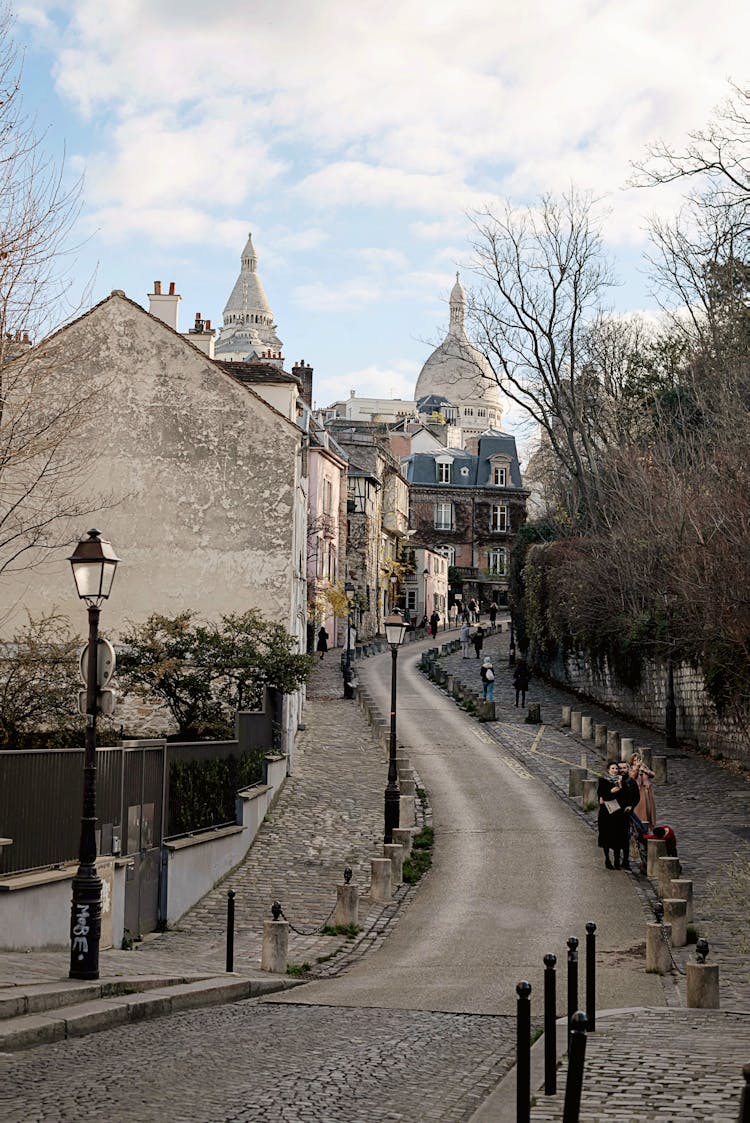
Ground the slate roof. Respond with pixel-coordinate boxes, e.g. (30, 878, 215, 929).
(403, 430, 524, 489)
(214, 360, 300, 385)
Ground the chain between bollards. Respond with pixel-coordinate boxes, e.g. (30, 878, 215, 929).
(226, 889, 235, 973)
(543, 953, 557, 1096)
(585, 921, 596, 1033)
(562, 1011, 588, 1123)
(516, 980, 532, 1123)
(566, 936, 578, 1045)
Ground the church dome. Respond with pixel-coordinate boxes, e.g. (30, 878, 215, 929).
(414, 274, 501, 414)
(215, 231, 283, 363)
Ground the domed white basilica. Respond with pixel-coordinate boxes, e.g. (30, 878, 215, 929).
(215, 232, 284, 366)
(414, 274, 502, 437)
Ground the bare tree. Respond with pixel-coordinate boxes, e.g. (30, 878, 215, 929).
(0, 7, 108, 578)
(467, 190, 616, 524)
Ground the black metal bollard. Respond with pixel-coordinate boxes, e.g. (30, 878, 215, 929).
(567, 936, 579, 1044)
(585, 921, 596, 1033)
(562, 1011, 588, 1123)
(740, 1062, 750, 1123)
(516, 981, 532, 1123)
(226, 889, 235, 973)
(543, 953, 557, 1096)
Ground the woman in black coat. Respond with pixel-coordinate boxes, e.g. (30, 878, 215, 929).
(597, 762, 625, 869)
(316, 626, 329, 661)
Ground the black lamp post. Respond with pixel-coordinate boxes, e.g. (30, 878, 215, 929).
(383, 608, 407, 843)
(343, 580, 355, 700)
(508, 615, 516, 667)
(68, 528, 120, 980)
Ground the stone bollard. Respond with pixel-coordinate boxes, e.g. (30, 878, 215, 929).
(640, 746, 653, 768)
(370, 857, 392, 902)
(594, 724, 607, 751)
(663, 898, 688, 947)
(646, 922, 672, 974)
(446, 674, 454, 693)
(581, 715, 593, 740)
(580, 751, 588, 768)
(653, 755, 668, 784)
(620, 736, 634, 762)
(526, 703, 541, 724)
(261, 919, 289, 973)
(398, 767, 415, 784)
(383, 842, 404, 886)
(570, 710, 582, 734)
(568, 766, 588, 797)
(333, 882, 360, 928)
(669, 878, 694, 923)
(606, 730, 620, 763)
(399, 778, 416, 827)
(581, 778, 598, 811)
(479, 700, 496, 722)
(562, 705, 572, 727)
(657, 856, 682, 898)
(392, 827, 413, 857)
(647, 837, 668, 878)
(687, 962, 720, 1009)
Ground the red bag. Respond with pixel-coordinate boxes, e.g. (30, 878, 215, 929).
(643, 825, 677, 857)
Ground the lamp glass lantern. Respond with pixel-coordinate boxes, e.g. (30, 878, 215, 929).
(384, 609, 407, 648)
(345, 580, 355, 602)
(68, 529, 121, 606)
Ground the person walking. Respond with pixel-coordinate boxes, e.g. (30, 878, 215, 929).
(449, 603, 458, 630)
(430, 610, 440, 638)
(468, 597, 477, 623)
(512, 658, 530, 705)
(316, 625, 329, 661)
(460, 620, 471, 659)
(489, 602, 497, 627)
(472, 625, 485, 659)
(480, 655, 495, 701)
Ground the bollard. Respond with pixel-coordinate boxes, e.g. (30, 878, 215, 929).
(581, 778, 598, 811)
(669, 878, 694, 923)
(646, 921, 672, 974)
(687, 942, 720, 1009)
(663, 898, 687, 947)
(620, 736, 634, 762)
(568, 766, 587, 798)
(333, 873, 360, 928)
(525, 702, 541, 724)
(370, 857, 393, 902)
(739, 1062, 750, 1121)
(446, 674, 454, 693)
(653, 754, 668, 784)
(579, 751, 588, 768)
(543, 954, 557, 1096)
(516, 980, 532, 1123)
(392, 827, 413, 856)
(399, 777, 416, 828)
(261, 911, 289, 973)
(594, 723, 607, 750)
(562, 1012, 588, 1123)
(585, 922, 596, 1033)
(562, 705, 571, 726)
(570, 710, 582, 734)
(567, 936, 579, 1043)
(226, 889, 235, 973)
(606, 730, 620, 763)
(647, 837, 668, 878)
(383, 842, 404, 886)
(657, 856, 682, 898)
(581, 715, 593, 740)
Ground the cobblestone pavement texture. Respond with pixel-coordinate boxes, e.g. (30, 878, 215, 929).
(0, 997, 518, 1122)
(528, 1009, 750, 1122)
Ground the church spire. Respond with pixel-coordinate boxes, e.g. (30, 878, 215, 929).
(449, 272, 465, 335)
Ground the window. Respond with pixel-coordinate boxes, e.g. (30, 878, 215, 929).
(478, 408, 486, 418)
(440, 545, 456, 565)
(316, 539, 324, 578)
(464, 407, 474, 417)
(491, 504, 508, 532)
(323, 479, 333, 513)
(488, 548, 507, 576)
(407, 590, 417, 611)
(435, 502, 453, 530)
(460, 466, 470, 477)
(436, 460, 451, 483)
(493, 466, 507, 487)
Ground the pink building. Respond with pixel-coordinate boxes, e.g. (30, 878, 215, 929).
(306, 417, 348, 651)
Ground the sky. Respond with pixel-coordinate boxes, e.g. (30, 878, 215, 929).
(13, 0, 750, 423)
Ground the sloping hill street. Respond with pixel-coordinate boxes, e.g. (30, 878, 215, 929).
(1, 628, 749, 1121)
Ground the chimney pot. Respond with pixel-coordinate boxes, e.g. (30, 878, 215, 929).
(168, 282, 176, 295)
(206, 319, 211, 330)
(154, 281, 162, 295)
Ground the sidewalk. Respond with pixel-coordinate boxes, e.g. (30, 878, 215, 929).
(0, 649, 423, 1044)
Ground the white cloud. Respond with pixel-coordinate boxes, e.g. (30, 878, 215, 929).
(315, 360, 421, 409)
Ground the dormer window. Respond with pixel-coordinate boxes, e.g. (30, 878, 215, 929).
(436, 459, 451, 484)
(493, 466, 507, 487)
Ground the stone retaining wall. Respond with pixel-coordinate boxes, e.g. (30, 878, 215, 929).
(548, 650, 749, 766)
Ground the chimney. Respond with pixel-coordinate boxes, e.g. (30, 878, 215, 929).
(465, 434, 479, 456)
(148, 280, 181, 331)
(292, 360, 313, 408)
(186, 310, 216, 359)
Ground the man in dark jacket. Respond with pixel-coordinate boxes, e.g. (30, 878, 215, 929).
(430, 611, 440, 637)
(615, 762, 639, 870)
(472, 626, 485, 659)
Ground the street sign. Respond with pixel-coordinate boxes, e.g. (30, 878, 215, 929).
(79, 638, 116, 688)
(78, 687, 116, 716)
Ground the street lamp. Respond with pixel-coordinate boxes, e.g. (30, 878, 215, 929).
(68, 529, 120, 980)
(343, 580, 355, 700)
(383, 608, 407, 843)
